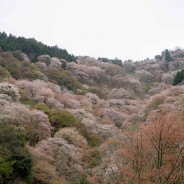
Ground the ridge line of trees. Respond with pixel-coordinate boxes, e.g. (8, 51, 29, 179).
(155, 49, 173, 62)
(0, 32, 76, 62)
(98, 57, 123, 67)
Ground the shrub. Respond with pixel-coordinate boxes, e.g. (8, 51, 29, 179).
(0, 124, 33, 183)
(49, 109, 77, 131)
(42, 68, 81, 91)
(35, 102, 50, 114)
(0, 66, 11, 81)
(76, 123, 103, 147)
(0, 158, 14, 184)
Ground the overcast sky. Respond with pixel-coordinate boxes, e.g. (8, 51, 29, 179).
(0, 0, 184, 61)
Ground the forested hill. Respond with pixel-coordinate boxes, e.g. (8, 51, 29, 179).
(1, 32, 184, 183)
(0, 32, 76, 62)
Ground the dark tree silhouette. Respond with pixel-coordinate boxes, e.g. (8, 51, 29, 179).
(164, 49, 172, 62)
(173, 69, 184, 85)
(0, 32, 76, 62)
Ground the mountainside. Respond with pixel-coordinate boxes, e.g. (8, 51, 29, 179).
(0, 34, 184, 184)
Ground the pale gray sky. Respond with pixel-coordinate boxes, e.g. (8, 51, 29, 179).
(0, 0, 184, 61)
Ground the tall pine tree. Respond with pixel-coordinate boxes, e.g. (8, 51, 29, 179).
(164, 49, 172, 62)
(173, 69, 184, 85)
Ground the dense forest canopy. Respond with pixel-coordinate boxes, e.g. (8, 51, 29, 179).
(0, 31, 184, 183)
(0, 32, 76, 62)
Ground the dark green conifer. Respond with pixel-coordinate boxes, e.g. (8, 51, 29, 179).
(164, 49, 172, 62)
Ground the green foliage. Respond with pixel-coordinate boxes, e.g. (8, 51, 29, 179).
(13, 50, 26, 61)
(111, 58, 123, 67)
(19, 61, 42, 80)
(34, 103, 77, 132)
(0, 52, 21, 79)
(0, 124, 33, 183)
(164, 49, 172, 62)
(77, 124, 103, 147)
(26, 130, 39, 147)
(88, 87, 107, 99)
(43, 68, 82, 91)
(83, 148, 101, 168)
(0, 52, 42, 80)
(85, 132, 103, 147)
(12, 147, 33, 179)
(173, 69, 184, 85)
(0, 125, 26, 151)
(143, 84, 151, 94)
(49, 109, 77, 131)
(0, 52, 80, 91)
(77, 175, 89, 184)
(37, 103, 76, 129)
(0, 32, 76, 62)
(20, 97, 38, 107)
(51, 180, 68, 184)
(68, 173, 89, 184)
(0, 67, 11, 81)
(35, 102, 51, 115)
(19, 99, 76, 134)
(0, 158, 14, 184)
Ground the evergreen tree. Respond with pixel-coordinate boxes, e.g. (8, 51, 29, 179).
(154, 55, 162, 61)
(173, 69, 184, 85)
(164, 49, 172, 62)
(0, 32, 76, 62)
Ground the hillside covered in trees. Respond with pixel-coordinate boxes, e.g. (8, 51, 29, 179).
(0, 33, 184, 184)
(0, 32, 76, 62)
